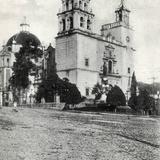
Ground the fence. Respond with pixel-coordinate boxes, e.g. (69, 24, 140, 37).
(18, 103, 66, 110)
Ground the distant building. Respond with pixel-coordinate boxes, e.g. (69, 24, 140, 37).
(55, 0, 135, 97)
(0, 19, 43, 105)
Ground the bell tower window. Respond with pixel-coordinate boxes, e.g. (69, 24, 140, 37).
(79, 1, 82, 9)
(84, 3, 87, 11)
(85, 58, 89, 67)
(80, 17, 84, 27)
(119, 11, 122, 21)
(62, 19, 66, 31)
(128, 67, 131, 74)
(87, 19, 91, 30)
(66, 1, 69, 11)
(70, 17, 73, 29)
(57, 0, 95, 34)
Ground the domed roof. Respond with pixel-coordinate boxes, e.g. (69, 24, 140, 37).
(6, 31, 41, 47)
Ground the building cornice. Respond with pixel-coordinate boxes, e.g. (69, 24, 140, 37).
(57, 8, 95, 17)
(57, 68, 98, 73)
(56, 29, 126, 48)
(100, 73, 122, 79)
(101, 21, 133, 31)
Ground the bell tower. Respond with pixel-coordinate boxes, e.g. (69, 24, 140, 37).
(115, 0, 130, 26)
(57, 0, 94, 35)
(101, 0, 133, 46)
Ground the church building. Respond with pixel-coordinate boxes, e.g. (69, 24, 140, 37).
(0, 18, 44, 105)
(55, 0, 135, 98)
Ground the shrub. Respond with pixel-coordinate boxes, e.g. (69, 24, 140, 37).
(137, 89, 155, 112)
(106, 85, 126, 107)
(129, 89, 156, 113)
(128, 95, 138, 111)
(58, 80, 82, 105)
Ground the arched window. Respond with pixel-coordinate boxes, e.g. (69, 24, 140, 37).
(66, 1, 69, 10)
(7, 58, 10, 67)
(119, 11, 122, 21)
(70, 17, 73, 29)
(84, 3, 87, 11)
(80, 17, 84, 27)
(62, 19, 66, 31)
(108, 60, 112, 74)
(71, 0, 74, 9)
(106, 33, 112, 41)
(79, 1, 82, 9)
(87, 19, 91, 30)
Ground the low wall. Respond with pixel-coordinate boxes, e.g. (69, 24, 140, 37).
(18, 103, 66, 110)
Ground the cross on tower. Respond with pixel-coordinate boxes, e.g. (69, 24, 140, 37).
(121, 0, 125, 7)
(20, 16, 30, 32)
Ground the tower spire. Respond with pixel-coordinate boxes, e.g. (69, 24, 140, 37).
(20, 16, 30, 32)
(115, 0, 130, 26)
(121, 0, 125, 6)
(119, 0, 126, 9)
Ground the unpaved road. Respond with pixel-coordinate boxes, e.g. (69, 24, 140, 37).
(0, 107, 160, 160)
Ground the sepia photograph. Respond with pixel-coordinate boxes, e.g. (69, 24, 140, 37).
(0, 0, 160, 159)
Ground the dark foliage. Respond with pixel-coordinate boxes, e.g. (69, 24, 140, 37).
(36, 63, 82, 104)
(128, 72, 138, 110)
(138, 82, 160, 95)
(128, 96, 137, 111)
(9, 41, 42, 102)
(130, 72, 137, 96)
(36, 64, 58, 103)
(106, 85, 126, 107)
(10, 48, 35, 90)
(58, 80, 82, 104)
(129, 89, 156, 112)
(137, 89, 155, 111)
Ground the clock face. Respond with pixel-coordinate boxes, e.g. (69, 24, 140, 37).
(126, 36, 130, 42)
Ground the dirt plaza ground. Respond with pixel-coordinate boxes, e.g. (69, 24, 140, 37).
(0, 107, 160, 160)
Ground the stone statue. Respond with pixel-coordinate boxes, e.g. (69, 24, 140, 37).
(103, 62, 107, 76)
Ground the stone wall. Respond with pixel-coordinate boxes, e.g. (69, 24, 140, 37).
(18, 103, 66, 110)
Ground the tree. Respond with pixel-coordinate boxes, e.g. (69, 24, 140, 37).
(129, 88, 156, 114)
(128, 72, 138, 111)
(36, 62, 58, 102)
(92, 83, 103, 100)
(130, 72, 137, 96)
(56, 78, 81, 105)
(106, 85, 126, 109)
(128, 96, 137, 111)
(10, 47, 35, 103)
(138, 82, 160, 95)
(36, 66, 82, 104)
(137, 89, 155, 113)
(9, 42, 43, 103)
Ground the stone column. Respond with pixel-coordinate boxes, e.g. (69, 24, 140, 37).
(0, 91, 2, 106)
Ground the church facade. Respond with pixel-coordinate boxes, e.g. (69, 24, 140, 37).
(55, 0, 135, 98)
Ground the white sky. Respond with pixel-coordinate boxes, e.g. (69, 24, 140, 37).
(0, 0, 160, 83)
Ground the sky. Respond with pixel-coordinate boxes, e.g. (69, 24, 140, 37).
(0, 0, 160, 83)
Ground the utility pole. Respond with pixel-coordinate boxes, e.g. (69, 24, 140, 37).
(148, 76, 158, 95)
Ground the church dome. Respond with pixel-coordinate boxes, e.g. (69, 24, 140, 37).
(6, 31, 41, 47)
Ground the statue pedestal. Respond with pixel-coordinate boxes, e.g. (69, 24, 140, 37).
(100, 93, 107, 102)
